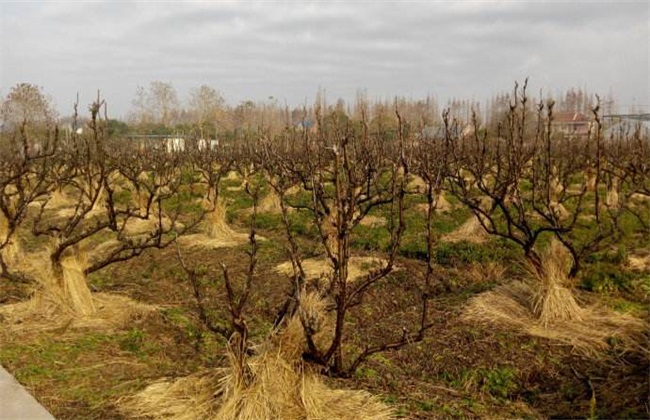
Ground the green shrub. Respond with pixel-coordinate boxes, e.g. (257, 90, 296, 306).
(398, 239, 427, 260)
(254, 213, 282, 231)
(119, 328, 146, 353)
(482, 367, 518, 399)
(351, 225, 391, 252)
(434, 240, 518, 267)
(580, 262, 635, 293)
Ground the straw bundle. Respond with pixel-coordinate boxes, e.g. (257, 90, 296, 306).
(442, 215, 488, 243)
(178, 199, 250, 249)
(275, 257, 387, 284)
(119, 292, 394, 419)
(462, 240, 647, 357)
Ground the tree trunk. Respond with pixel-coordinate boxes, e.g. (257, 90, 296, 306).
(48, 251, 96, 316)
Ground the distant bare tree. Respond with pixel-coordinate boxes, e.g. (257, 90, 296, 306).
(129, 81, 180, 129)
(188, 85, 226, 137)
(605, 119, 650, 231)
(1, 83, 57, 132)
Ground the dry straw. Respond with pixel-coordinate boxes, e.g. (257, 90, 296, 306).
(586, 172, 597, 192)
(0, 212, 23, 266)
(47, 189, 78, 209)
(60, 249, 96, 316)
(224, 171, 241, 181)
(442, 215, 489, 243)
(549, 201, 570, 220)
(0, 241, 154, 336)
(123, 215, 176, 236)
(257, 190, 283, 214)
(240, 190, 286, 215)
(178, 198, 251, 249)
(463, 240, 647, 357)
(605, 176, 620, 209)
(530, 239, 583, 327)
(275, 256, 387, 284)
(549, 175, 564, 200)
(119, 292, 394, 419)
(627, 252, 650, 272)
(416, 193, 453, 214)
(0, 210, 8, 244)
(55, 184, 107, 219)
(285, 185, 302, 196)
(358, 215, 387, 227)
(406, 175, 427, 194)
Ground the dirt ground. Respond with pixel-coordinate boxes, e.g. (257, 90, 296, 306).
(0, 220, 648, 419)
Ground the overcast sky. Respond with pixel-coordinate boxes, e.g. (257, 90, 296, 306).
(1, 1, 648, 118)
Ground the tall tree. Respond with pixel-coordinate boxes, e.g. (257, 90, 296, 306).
(129, 81, 180, 129)
(188, 85, 226, 136)
(1, 83, 56, 133)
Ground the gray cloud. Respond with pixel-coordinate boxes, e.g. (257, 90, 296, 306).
(1, 1, 647, 117)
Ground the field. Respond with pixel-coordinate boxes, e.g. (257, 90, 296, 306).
(1, 88, 648, 419)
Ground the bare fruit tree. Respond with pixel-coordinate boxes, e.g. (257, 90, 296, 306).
(444, 81, 631, 324)
(0, 85, 59, 282)
(445, 81, 627, 278)
(26, 97, 204, 316)
(258, 108, 434, 376)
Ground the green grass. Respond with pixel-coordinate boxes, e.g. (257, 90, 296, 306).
(434, 239, 520, 267)
(579, 261, 641, 294)
(443, 366, 519, 400)
(0, 330, 183, 415)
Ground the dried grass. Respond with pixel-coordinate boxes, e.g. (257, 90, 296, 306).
(46, 189, 77, 209)
(586, 173, 597, 192)
(241, 190, 287, 215)
(0, 242, 154, 336)
(415, 193, 453, 213)
(275, 256, 387, 283)
(605, 179, 620, 209)
(443, 215, 488, 243)
(55, 184, 107, 219)
(550, 176, 564, 200)
(630, 193, 650, 202)
(359, 215, 387, 227)
(406, 175, 427, 194)
(0, 211, 8, 244)
(285, 185, 301, 196)
(465, 262, 507, 284)
(178, 200, 251, 249)
(0, 292, 155, 337)
(258, 191, 283, 214)
(435, 193, 453, 212)
(206, 201, 237, 239)
(60, 250, 96, 316)
(300, 375, 395, 420)
(463, 240, 648, 357)
(628, 252, 650, 271)
(0, 213, 22, 266)
(463, 282, 647, 358)
(119, 292, 393, 420)
(177, 233, 250, 250)
(530, 240, 583, 327)
(1, 239, 22, 267)
(549, 201, 570, 220)
(123, 216, 176, 236)
(6, 246, 96, 317)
